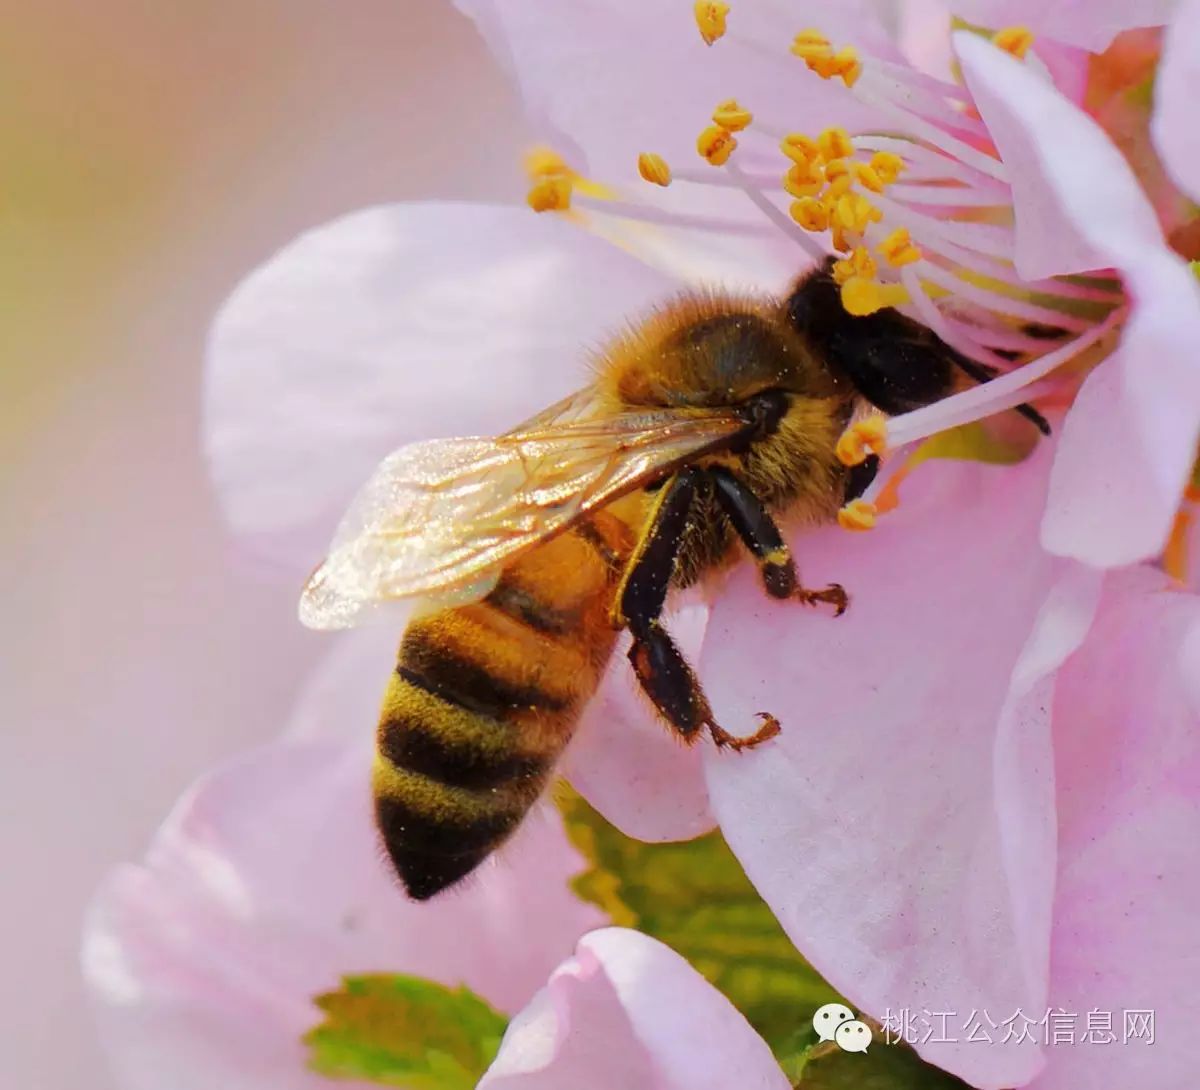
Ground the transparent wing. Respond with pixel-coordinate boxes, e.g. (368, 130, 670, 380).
(299, 392, 747, 629)
(502, 384, 606, 436)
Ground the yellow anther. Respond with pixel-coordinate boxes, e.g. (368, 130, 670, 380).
(712, 99, 753, 132)
(789, 197, 829, 232)
(838, 499, 878, 532)
(526, 175, 573, 213)
(836, 49, 864, 88)
(524, 146, 574, 181)
(878, 227, 922, 267)
(832, 246, 877, 285)
(869, 151, 905, 184)
(840, 277, 911, 316)
(852, 161, 886, 193)
(830, 226, 853, 254)
(780, 132, 821, 166)
(805, 45, 862, 87)
(784, 165, 823, 199)
(818, 127, 854, 162)
(992, 25, 1034, 59)
(836, 415, 888, 467)
(823, 173, 854, 201)
(822, 157, 851, 181)
(697, 124, 737, 165)
(834, 191, 881, 233)
(694, 1, 731, 46)
(638, 152, 672, 187)
(791, 28, 831, 61)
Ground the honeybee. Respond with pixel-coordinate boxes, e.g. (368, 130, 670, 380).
(301, 257, 1049, 900)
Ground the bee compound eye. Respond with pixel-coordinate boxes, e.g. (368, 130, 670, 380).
(743, 388, 789, 436)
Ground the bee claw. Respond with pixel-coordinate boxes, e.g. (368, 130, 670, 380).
(796, 582, 849, 616)
(709, 712, 781, 752)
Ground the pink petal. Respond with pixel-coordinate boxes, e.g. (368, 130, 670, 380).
(956, 33, 1161, 281)
(480, 928, 789, 1090)
(1029, 568, 1200, 1090)
(700, 450, 1083, 1089)
(948, 0, 1178, 51)
(958, 33, 1200, 567)
(455, 0, 896, 184)
(1040, 280, 1200, 566)
(1153, 0, 1200, 203)
(83, 736, 605, 1090)
(562, 600, 716, 842)
(205, 202, 676, 574)
(453, 0, 898, 291)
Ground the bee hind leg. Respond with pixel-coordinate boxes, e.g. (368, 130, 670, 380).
(627, 624, 780, 751)
(615, 467, 779, 751)
(708, 465, 848, 616)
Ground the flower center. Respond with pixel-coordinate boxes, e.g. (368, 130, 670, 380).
(522, 11, 1130, 529)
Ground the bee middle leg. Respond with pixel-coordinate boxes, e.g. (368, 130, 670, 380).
(708, 465, 849, 615)
(613, 468, 780, 752)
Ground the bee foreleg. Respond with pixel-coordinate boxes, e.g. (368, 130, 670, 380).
(708, 465, 848, 616)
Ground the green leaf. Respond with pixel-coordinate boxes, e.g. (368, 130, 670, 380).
(556, 786, 843, 1066)
(792, 1031, 973, 1090)
(305, 974, 507, 1089)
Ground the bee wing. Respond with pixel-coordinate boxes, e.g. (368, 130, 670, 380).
(300, 398, 747, 629)
(502, 384, 607, 436)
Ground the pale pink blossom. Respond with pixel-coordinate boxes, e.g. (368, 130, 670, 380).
(1155, 0, 1200, 203)
(194, 5, 1200, 1090)
(479, 928, 789, 1090)
(83, 732, 604, 1090)
(953, 34, 1200, 568)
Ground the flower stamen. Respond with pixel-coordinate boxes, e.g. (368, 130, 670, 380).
(878, 227, 922, 267)
(837, 499, 878, 532)
(712, 99, 753, 131)
(841, 276, 912, 316)
(793, 30, 862, 87)
(525, 145, 576, 212)
(694, 1, 730, 46)
(698, 124, 738, 166)
(638, 152, 672, 187)
(527, 175, 573, 213)
(992, 26, 1035, 60)
(836, 414, 889, 466)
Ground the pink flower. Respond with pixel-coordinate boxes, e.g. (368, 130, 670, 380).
(83, 730, 604, 1090)
(197, 5, 1200, 1089)
(1155, 0, 1200, 204)
(479, 928, 789, 1090)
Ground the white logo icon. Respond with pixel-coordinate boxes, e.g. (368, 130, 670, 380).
(836, 1019, 873, 1053)
(812, 1003, 873, 1053)
(812, 1002, 855, 1043)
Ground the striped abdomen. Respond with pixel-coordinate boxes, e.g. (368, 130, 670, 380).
(374, 514, 631, 900)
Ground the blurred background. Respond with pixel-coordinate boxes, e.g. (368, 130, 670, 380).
(0, 3, 530, 1087)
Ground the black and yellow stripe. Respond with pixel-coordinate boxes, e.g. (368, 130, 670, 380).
(373, 512, 634, 900)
